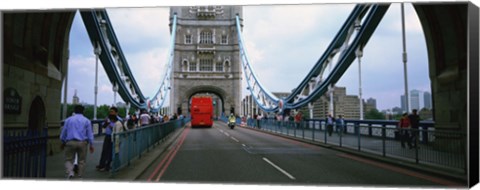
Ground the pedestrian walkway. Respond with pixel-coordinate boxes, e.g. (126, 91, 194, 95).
(46, 126, 186, 181)
(46, 136, 108, 180)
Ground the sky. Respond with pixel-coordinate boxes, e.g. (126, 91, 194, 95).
(64, 2, 431, 111)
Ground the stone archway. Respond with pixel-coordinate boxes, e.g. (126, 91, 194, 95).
(179, 85, 232, 117)
(28, 96, 46, 132)
(413, 3, 470, 132)
(188, 91, 225, 118)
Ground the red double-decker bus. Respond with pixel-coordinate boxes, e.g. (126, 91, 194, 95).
(190, 96, 213, 127)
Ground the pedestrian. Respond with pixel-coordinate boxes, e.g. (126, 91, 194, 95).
(257, 113, 262, 129)
(398, 113, 413, 149)
(326, 114, 334, 136)
(335, 114, 345, 135)
(68, 112, 80, 174)
(110, 114, 128, 170)
(294, 111, 303, 129)
(126, 113, 138, 130)
(59, 105, 94, 179)
(276, 113, 283, 122)
(96, 106, 121, 172)
(408, 109, 421, 148)
(139, 109, 151, 127)
(163, 114, 169, 123)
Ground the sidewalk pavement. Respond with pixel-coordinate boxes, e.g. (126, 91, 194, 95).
(46, 126, 185, 182)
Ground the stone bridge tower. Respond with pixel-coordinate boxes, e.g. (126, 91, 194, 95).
(169, 6, 243, 116)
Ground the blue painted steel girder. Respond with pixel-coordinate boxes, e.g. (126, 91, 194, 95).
(236, 4, 390, 112)
(80, 10, 147, 109)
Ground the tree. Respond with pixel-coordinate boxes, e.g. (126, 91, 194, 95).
(59, 103, 75, 120)
(60, 103, 140, 120)
(365, 109, 385, 120)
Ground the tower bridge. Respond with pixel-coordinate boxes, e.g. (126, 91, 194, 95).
(170, 6, 243, 117)
(1, 2, 478, 187)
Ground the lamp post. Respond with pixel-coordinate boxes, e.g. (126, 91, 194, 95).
(93, 43, 101, 120)
(355, 19, 364, 120)
(113, 83, 118, 106)
(328, 62, 334, 116)
(356, 46, 364, 120)
(126, 102, 130, 118)
(308, 103, 314, 119)
(401, 3, 409, 113)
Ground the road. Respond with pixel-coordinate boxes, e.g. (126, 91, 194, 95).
(137, 121, 462, 187)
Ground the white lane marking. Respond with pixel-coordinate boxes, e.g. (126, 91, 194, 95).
(242, 144, 246, 147)
(220, 129, 224, 133)
(262, 157, 296, 180)
(224, 132, 230, 137)
(231, 137, 240, 143)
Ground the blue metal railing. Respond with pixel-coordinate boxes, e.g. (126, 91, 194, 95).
(110, 118, 190, 174)
(244, 118, 466, 175)
(3, 127, 48, 178)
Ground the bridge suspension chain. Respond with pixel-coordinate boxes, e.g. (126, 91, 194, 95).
(235, 4, 390, 113)
(81, 10, 178, 111)
(81, 10, 148, 109)
(148, 14, 177, 113)
(236, 15, 281, 113)
(285, 4, 389, 109)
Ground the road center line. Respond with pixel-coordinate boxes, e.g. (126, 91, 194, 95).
(231, 137, 240, 142)
(224, 132, 230, 137)
(262, 157, 296, 180)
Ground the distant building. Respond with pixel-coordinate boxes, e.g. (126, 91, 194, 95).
(423, 91, 432, 109)
(72, 89, 79, 105)
(382, 109, 394, 120)
(303, 86, 361, 119)
(365, 97, 377, 112)
(241, 92, 291, 118)
(392, 106, 403, 115)
(410, 89, 421, 111)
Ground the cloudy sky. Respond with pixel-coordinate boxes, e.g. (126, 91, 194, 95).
(64, 2, 430, 111)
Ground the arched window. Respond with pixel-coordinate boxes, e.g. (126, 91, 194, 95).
(200, 31, 213, 44)
(182, 60, 189, 71)
(216, 60, 225, 72)
(225, 60, 231, 72)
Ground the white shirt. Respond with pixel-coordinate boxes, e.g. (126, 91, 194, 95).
(140, 113, 151, 125)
